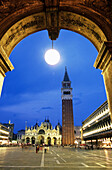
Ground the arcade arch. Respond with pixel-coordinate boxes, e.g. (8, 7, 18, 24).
(31, 137, 35, 145)
(26, 137, 30, 144)
(53, 137, 57, 145)
(38, 135, 44, 145)
(47, 137, 51, 146)
(38, 129, 45, 135)
(0, 0, 112, 120)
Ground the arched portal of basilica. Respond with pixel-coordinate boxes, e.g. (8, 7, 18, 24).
(0, 0, 112, 121)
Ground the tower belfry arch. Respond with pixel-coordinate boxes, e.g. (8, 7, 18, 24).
(0, 0, 112, 121)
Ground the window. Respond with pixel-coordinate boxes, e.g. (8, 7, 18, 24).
(38, 129, 45, 134)
(63, 91, 70, 95)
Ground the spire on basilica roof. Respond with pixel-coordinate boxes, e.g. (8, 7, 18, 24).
(63, 66, 70, 81)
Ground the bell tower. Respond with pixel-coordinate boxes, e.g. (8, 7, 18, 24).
(61, 67, 74, 145)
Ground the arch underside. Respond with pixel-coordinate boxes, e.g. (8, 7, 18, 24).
(0, 11, 107, 58)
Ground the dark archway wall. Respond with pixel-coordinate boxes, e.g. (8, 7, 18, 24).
(0, 0, 112, 58)
(0, 12, 107, 58)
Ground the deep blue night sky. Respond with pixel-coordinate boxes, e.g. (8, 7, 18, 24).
(0, 30, 107, 133)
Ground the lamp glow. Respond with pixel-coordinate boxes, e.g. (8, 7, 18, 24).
(44, 49, 60, 65)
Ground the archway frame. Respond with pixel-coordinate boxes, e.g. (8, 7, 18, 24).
(31, 136, 35, 145)
(0, 0, 112, 120)
(26, 137, 30, 144)
(47, 137, 51, 146)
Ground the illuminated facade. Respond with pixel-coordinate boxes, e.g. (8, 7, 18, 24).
(17, 130, 25, 144)
(81, 101, 112, 147)
(74, 126, 81, 146)
(3, 120, 14, 141)
(0, 123, 9, 145)
(25, 119, 62, 145)
(61, 67, 74, 145)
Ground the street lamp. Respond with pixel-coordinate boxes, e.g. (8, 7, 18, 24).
(44, 40, 60, 65)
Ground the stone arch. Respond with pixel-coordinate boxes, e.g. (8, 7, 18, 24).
(26, 137, 30, 144)
(47, 137, 51, 146)
(0, 1, 112, 56)
(38, 135, 44, 145)
(38, 129, 45, 135)
(53, 137, 57, 145)
(0, 12, 107, 59)
(31, 136, 35, 145)
(0, 0, 112, 121)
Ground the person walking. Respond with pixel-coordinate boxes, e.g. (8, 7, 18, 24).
(44, 145, 47, 153)
(36, 145, 39, 153)
(21, 144, 24, 151)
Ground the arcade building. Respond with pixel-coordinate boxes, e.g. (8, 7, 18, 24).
(25, 119, 62, 145)
(81, 101, 112, 148)
(0, 123, 9, 145)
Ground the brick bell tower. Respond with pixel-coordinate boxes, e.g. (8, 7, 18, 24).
(61, 67, 74, 145)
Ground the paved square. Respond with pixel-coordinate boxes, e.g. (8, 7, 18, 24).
(0, 146, 112, 169)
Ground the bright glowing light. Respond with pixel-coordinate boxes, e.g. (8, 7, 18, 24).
(44, 49, 60, 65)
(0, 130, 9, 134)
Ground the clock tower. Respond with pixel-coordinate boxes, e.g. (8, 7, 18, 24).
(61, 67, 74, 145)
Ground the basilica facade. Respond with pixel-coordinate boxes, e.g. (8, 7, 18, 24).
(25, 119, 62, 146)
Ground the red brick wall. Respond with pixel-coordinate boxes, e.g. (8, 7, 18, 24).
(62, 99, 74, 145)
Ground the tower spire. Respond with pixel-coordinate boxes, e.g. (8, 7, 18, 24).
(63, 66, 70, 81)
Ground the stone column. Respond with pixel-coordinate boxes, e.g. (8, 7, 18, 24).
(94, 41, 112, 121)
(51, 137, 54, 146)
(81, 127, 84, 143)
(0, 72, 4, 96)
(0, 46, 14, 96)
(103, 61, 112, 120)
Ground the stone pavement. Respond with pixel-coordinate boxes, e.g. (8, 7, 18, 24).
(0, 146, 112, 169)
